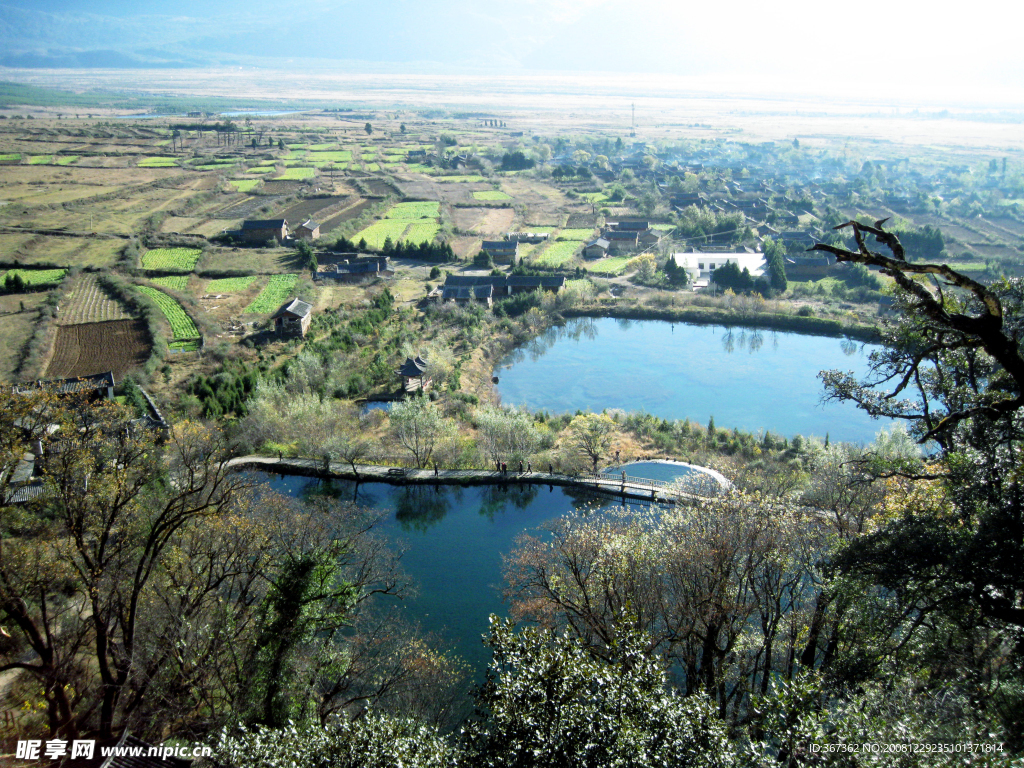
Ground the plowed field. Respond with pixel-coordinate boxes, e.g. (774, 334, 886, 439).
(46, 319, 151, 379)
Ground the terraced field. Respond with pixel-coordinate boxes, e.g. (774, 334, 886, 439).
(46, 319, 151, 379)
(533, 240, 582, 267)
(404, 222, 441, 244)
(352, 220, 415, 249)
(58, 274, 133, 325)
(141, 247, 202, 271)
(150, 275, 189, 291)
(206, 276, 256, 293)
(136, 286, 201, 346)
(244, 274, 299, 313)
(228, 179, 261, 192)
(1, 268, 67, 286)
(386, 201, 441, 219)
(473, 190, 512, 201)
(276, 167, 316, 180)
(138, 157, 178, 167)
(587, 257, 633, 275)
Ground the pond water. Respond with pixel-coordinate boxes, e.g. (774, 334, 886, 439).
(263, 473, 626, 674)
(496, 318, 885, 444)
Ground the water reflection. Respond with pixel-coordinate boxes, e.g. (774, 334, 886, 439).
(394, 484, 462, 532)
(495, 318, 885, 443)
(478, 483, 540, 518)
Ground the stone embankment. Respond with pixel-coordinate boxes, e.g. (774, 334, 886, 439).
(226, 456, 729, 504)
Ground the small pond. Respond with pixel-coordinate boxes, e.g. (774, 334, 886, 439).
(263, 473, 636, 675)
(496, 318, 885, 444)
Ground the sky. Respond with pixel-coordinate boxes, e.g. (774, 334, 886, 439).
(1, 0, 1022, 107)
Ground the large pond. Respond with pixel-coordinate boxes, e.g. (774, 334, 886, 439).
(264, 473, 648, 675)
(496, 318, 885, 444)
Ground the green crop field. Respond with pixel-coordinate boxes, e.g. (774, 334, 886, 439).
(55, 156, 79, 166)
(386, 202, 440, 219)
(308, 143, 337, 151)
(533, 241, 581, 267)
(136, 286, 200, 341)
(138, 157, 178, 168)
(141, 247, 202, 271)
(206, 276, 255, 293)
(276, 167, 315, 180)
(247, 166, 276, 174)
(351, 220, 411, 250)
(558, 228, 596, 240)
(365, 163, 380, 172)
(437, 175, 486, 183)
(244, 274, 299, 314)
(0, 154, 22, 162)
(578, 192, 609, 203)
(403, 222, 440, 244)
(405, 163, 432, 173)
(587, 257, 632, 275)
(228, 179, 261, 192)
(1, 268, 67, 286)
(523, 226, 558, 233)
(361, 153, 377, 160)
(308, 150, 352, 163)
(28, 155, 52, 165)
(150, 275, 189, 291)
(473, 190, 512, 201)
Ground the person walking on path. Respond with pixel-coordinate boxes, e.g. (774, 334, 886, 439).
(527, 461, 532, 473)
(502, 462, 507, 475)
(434, 463, 438, 477)
(518, 461, 524, 474)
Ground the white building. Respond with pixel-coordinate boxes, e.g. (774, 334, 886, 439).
(674, 251, 767, 290)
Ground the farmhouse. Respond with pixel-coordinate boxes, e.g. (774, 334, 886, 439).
(600, 230, 639, 253)
(505, 232, 549, 244)
(14, 371, 116, 401)
(673, 251, 766, 290)
(480, 240, 519, 263)
(241, 219, 289, 244)
(441, 283, 493, 306)
(271, 298, 313, 337)
(315, 255, 391, 283)
(583, 238, 611, 259)
(440, 274, 565, 300)
(294, 219, 321, 241)
(785, 254, 839, 279)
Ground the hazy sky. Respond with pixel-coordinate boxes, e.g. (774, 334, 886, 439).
(1, 0, 1021, 106)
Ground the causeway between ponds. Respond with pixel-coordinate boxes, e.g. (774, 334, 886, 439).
(225, 456, 730, 504)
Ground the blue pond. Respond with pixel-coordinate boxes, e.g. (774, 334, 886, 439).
(264, 474, 627, 674)
(496, 318, 885, 444)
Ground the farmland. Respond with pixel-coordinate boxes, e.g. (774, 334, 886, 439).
(532, 240, 582, 267)
(404, 222, 441, 244)
(352, 219, 414, 250)
(138, 157, 178, 167)
(587, 256, 633, 275)
(141, 248, 202, 272)
(473, 190, 512, 201)
(558, 228, 597, 240)
(136, 286, 201, 343)
(386, 201, 440, 219)
(46, 319, 151, 379)
(228, 179, 261, 192)
(58, 274, 133, 325)
(1, 268, 67, 286)
(244, 274, 299, 314)
(276, 167, 315, 180)
(205, 276, 256, 293)
(150, 275, 189, 291)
